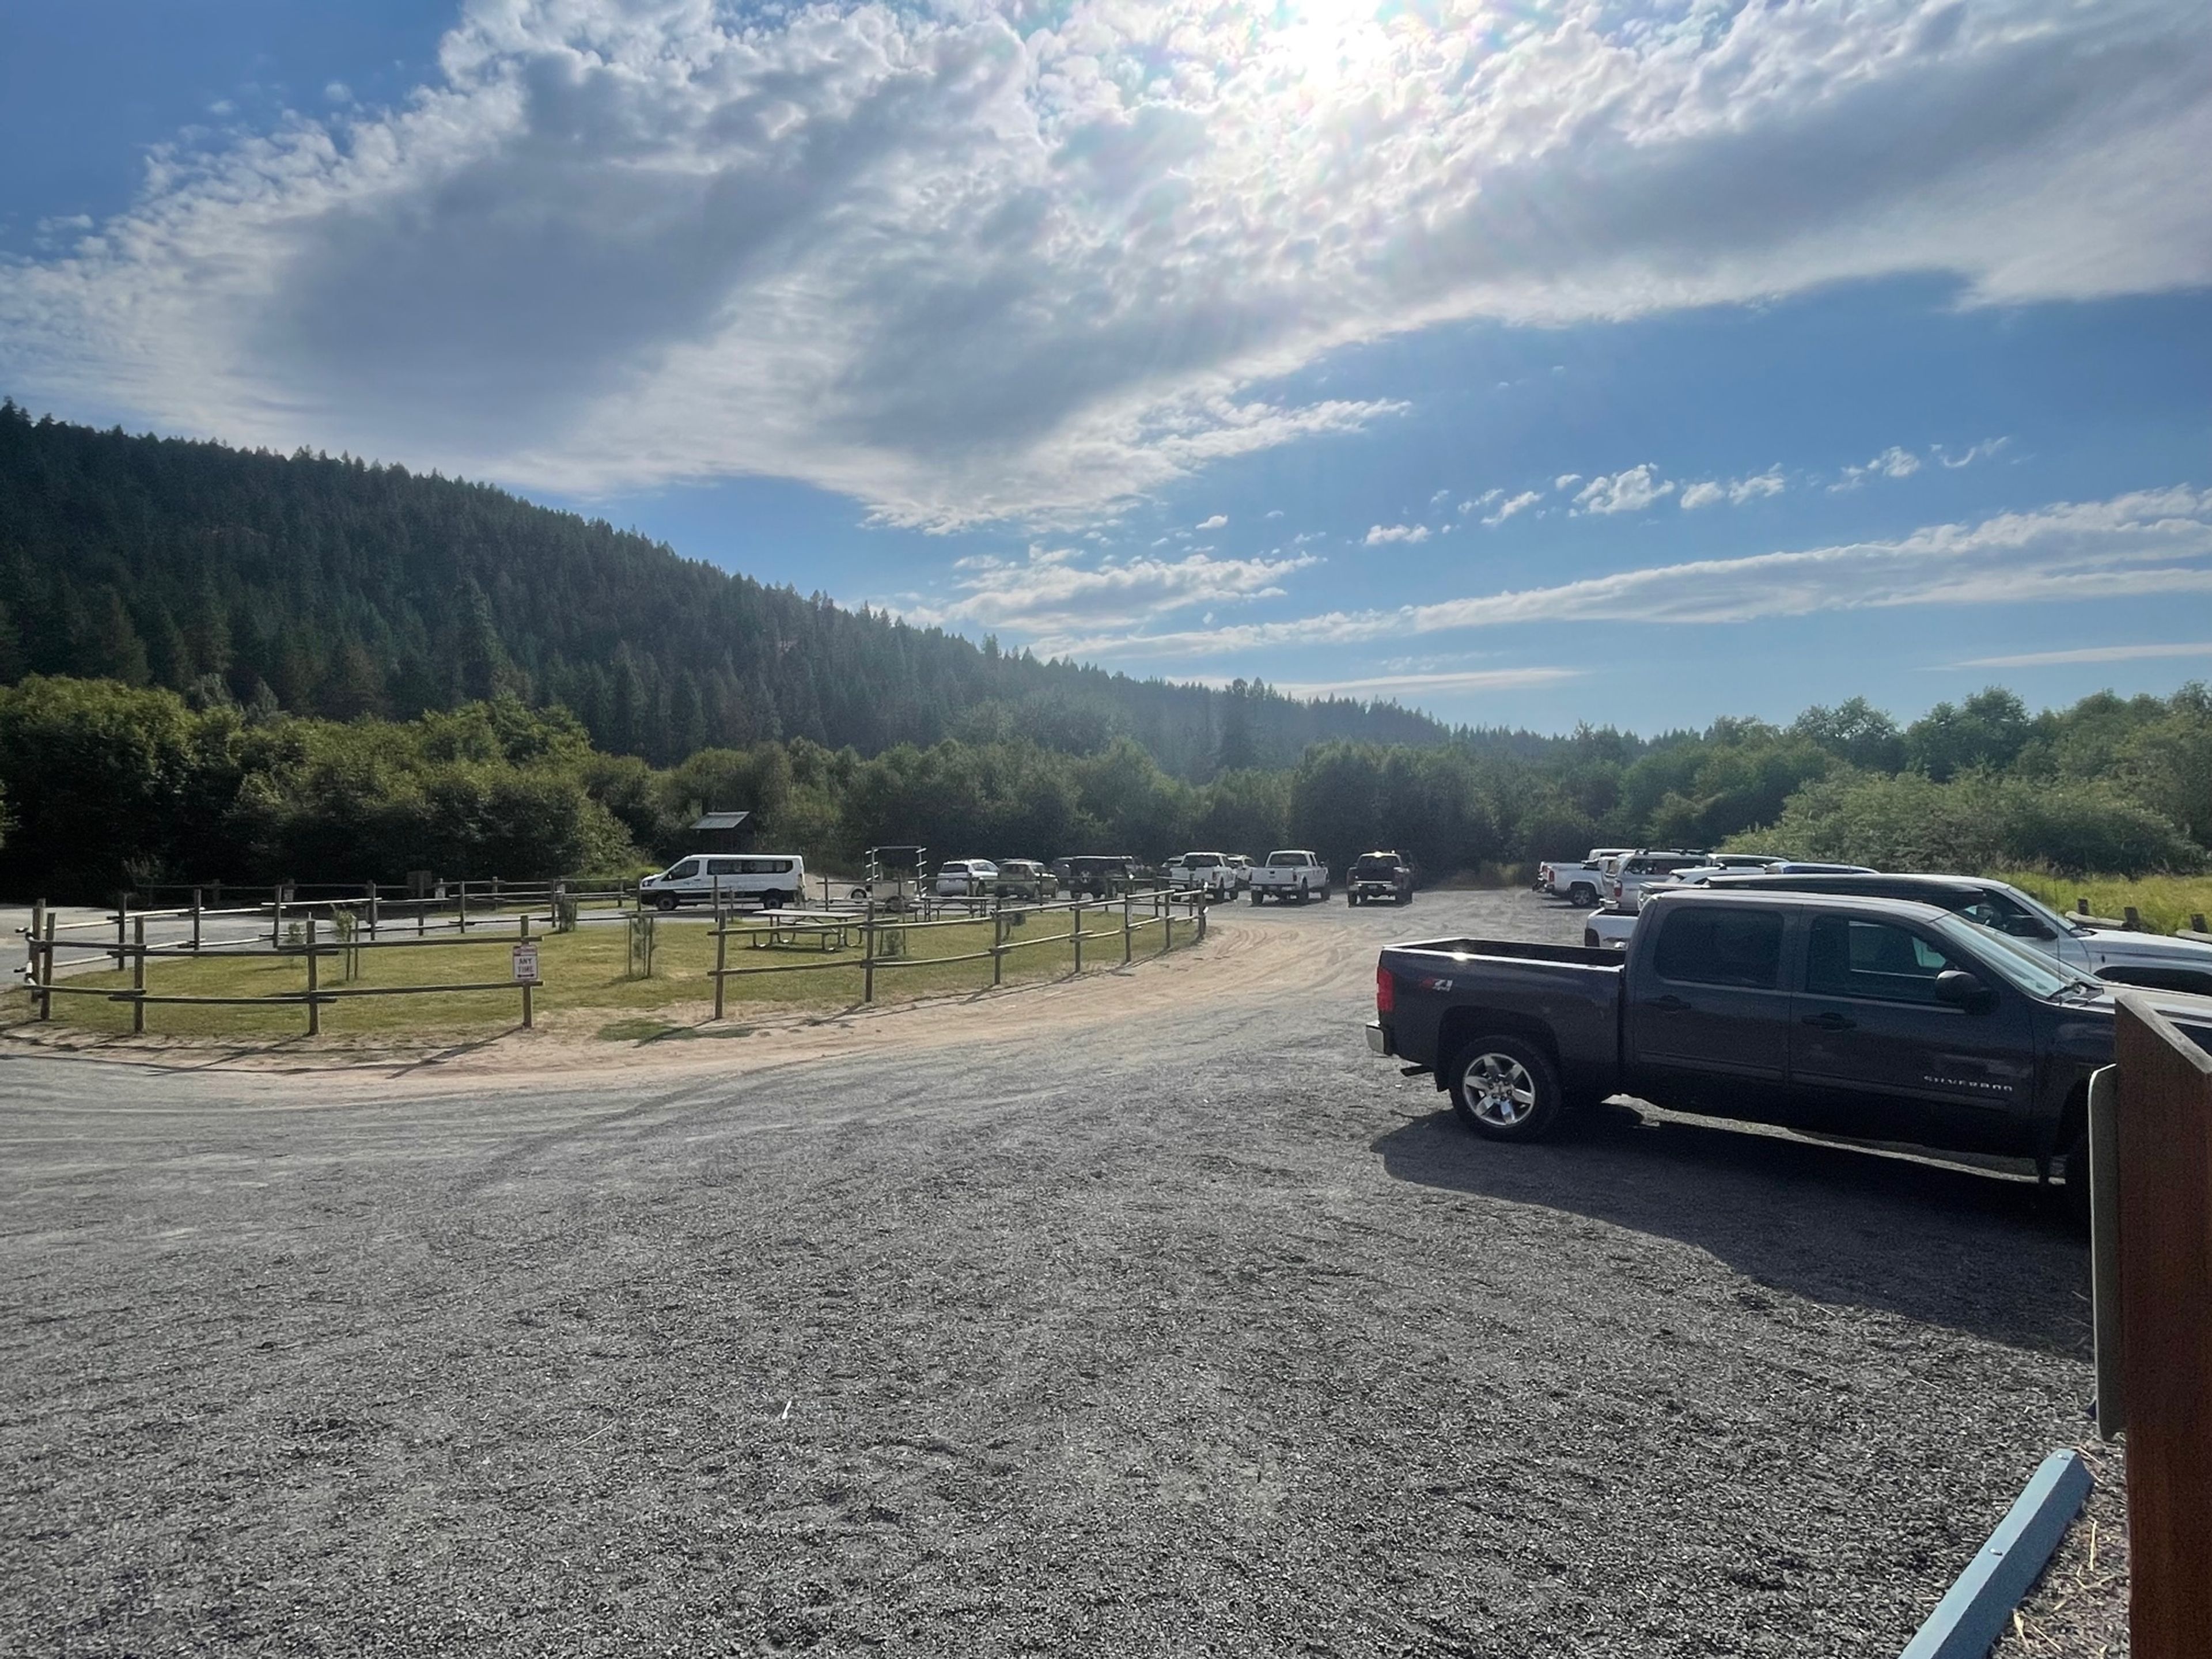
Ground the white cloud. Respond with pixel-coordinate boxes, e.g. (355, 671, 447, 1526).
(3, 0, 2209, 526)
(1461, 490, 1502, 515)
(1365, 523, 1431, 545)
(1482, 489, 1544, 528)
(903, 542, 1317, 635)
(1681, 465, 1786, 510)
(1033, 487, 2212, 658)
(1195, 513, 1228, 531)
(1264, 509, 1284, 520)
(1554, 475, 1584, 493)
(1832, 446, 1925, 491)
(1936, 437, 2013, 469)
(1573, 464, 1674, 515)
(1948, 640, 2212, 669)
(1269, 667, 1584, 698)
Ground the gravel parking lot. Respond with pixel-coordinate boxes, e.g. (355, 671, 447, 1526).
(0, 889, 2112, 1656)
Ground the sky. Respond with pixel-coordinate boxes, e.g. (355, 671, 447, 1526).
(3, 0, 2210, 736)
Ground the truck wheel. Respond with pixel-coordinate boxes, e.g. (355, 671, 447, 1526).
(1449, 1039, 1570, 1141)
(1250, 888, 1263, 905)
(1347, 891, 1358, 907)
(654, 895, 679, 912)
(1396, 889, 1411, 906)
(1567, 883, 1596, 908)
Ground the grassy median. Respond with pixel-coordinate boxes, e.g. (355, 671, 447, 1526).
(11, 906, 1199, 1041)
(2003, 871, 2212, 935)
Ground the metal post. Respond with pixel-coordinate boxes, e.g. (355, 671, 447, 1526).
(37, 910, 55, 1021)
(305, 913, 321, 1036)
(1073, 902, 1084, 975)
(992, 897, 1004, 987)
(520, 914, 535, 1031)
(713, 909, 728, 1021)
(131, 916, 146, 1035)
(862, 902, 877, 1003)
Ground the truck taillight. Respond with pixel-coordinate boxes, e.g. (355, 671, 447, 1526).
(1376, 965, 1396, 1014)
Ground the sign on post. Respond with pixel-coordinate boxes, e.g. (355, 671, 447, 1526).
(511, 942, 541, 984)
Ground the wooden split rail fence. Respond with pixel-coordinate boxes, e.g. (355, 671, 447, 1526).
(705, 888, 1211, 1019)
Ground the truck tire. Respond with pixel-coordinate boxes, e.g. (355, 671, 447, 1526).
(1567, 882, 1596, 908)
(655, 895, 679, 912)
(758, 889, 786, 911)
(1250, 888, 1263, 905)
(1347, 890, 1359, 907)
(1448, 1037, 1571, 1141)
(1396, 888, 1411, 906)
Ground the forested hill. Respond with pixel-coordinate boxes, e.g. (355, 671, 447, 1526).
(0, 403, 1451, 774)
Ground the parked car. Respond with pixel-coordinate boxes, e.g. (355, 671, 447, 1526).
(641, 853, 806, 911)
(992, 859, 1056, 900)
(935, 858, 999, 898)
(1066, 854, 1140, 899)
(1700, 871, 2212, 997)
(1542, 849, 1631, 907)
(1347, 851, 1414, 906)
(1248, 850, 1330, 903)
(1582, 861, 1874, 948)
(1164, 851, 1239, 896)
(1601, 849, 1714, 907)
(1367, 885, 2212, 1214)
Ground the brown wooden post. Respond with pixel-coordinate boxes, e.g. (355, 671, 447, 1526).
(862, 902, 877, 1004)
(113, 902, 127, 972)
(366, 882, 378, 938)
(458, 881, 469, 933)
(2078, 896, 2090, 916)
(713, 910, 728, 1021)
(520, 913, 535, 1031)
(2124, 905, 2143, 930)
(2193, 912, 2207, 934)
(190, 888, 203, 953)
(37, 910, 55, 1020)
(1073, 902, 1084, 975)
(26, 898, 43, 995)
(304, 913, 321, 1036)
(1122, 893, 1132, 965)
(2112, 994, 2212, 1657)
(991, 897, 1004, 988)
(130, 915, 146, 1035)
(271, 884, 284, 947)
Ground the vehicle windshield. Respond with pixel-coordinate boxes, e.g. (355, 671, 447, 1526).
(1928, 913, 2090, 999)
(1990, 881, 2088, 938)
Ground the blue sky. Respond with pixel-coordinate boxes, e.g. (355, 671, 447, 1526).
(5, 0, 2210, 735)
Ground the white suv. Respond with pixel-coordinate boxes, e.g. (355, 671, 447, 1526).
(935, 859, 999, 897)
(641, 854, 806, 911)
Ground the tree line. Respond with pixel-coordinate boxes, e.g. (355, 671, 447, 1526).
(0, 401, 1451, 777)
(1, 675, 2202, 904)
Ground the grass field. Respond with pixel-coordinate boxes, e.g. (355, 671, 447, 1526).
(13, 903, 1200, 1041)
(2002, 871, 2212, 935)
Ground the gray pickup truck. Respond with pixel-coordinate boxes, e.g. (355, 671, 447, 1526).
(1368, 887, 2212, 1210)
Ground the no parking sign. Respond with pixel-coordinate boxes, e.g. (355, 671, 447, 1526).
(511, 942, 540, 984)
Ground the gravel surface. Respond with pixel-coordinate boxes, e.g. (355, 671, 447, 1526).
(0, 890, 2113, 1655)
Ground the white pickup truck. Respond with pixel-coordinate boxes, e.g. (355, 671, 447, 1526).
(1248, 850, 1331, 904)
(1164, 851, 1240, 897)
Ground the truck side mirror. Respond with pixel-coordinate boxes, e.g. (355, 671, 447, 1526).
(1933, 969, 1994, 1012)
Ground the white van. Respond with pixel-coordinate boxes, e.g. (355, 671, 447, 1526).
(639, 854, 806, 911)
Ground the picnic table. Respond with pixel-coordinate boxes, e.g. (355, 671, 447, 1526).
(747, 910, 855, 952)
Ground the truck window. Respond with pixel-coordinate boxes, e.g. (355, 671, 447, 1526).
(1805, 918, 1960, 1004)
(1652, 908, 1783, 989)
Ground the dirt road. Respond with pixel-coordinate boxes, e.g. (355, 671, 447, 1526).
(0, 891, 2104, 1656)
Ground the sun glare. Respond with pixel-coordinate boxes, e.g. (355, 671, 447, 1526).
(1264, 0, 1394, 89)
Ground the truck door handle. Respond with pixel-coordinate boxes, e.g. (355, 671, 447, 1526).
(1801, 1011, 1855, 1031)
(1643, 995, 1691, 1013)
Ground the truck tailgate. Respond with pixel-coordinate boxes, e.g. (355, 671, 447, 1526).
(1379, 938, 1624, 1099)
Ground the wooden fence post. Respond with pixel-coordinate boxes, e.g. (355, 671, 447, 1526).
(2112, 993, 2212, 1657)
(2123, 905, 2142, 930)
(113, 901, 127, 972)
(305, 912, 321, 1036)
(1073, 902, 1084, 975)
(713, 910, 728, 1021)
(458, 881, 469, 933)
(37, 911, 54, 1020)
(366, 882, 378, 938)
(130, 916, 146, 1035)
(992, 898, 1005, 987)
(26, 898, 43, 997)
(1122, 893, 1132, 965)
(520, 913, 535, 1031)
(190, 888, 203, 953)
(862, 902, 877, 1003)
